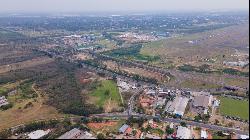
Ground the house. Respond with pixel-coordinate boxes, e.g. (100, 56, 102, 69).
(0, 96, 9, 107)
(119, 124, 129, 134)
(135, 130, 142, 139)
(57, 128, 95, 139)
(124, 127, 132, 135)
(201, 130, 208, 139)
(28, 129, 51, 139)
(165, 96, 189, 116)
(176, 126, 191, 139)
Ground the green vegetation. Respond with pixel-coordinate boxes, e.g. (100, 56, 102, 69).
(19, 81, 37, 99)
(222, 68, 249, 77)
(219, 96, 249, 120)
(90, 80, 122, 107)
(0, 87, 7, 96)
(178, 64, 212, 73)
(103, 44, 160, 62)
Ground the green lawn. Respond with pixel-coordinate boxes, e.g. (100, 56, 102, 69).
(219, 96, 249, 120)
(90, 80, 122, 107)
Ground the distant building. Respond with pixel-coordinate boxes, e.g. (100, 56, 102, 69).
(223, 61, 249, 67)
(176, 126, 191, 139)
(239, 135, 249, 139)
(165, 96, 189, 116)
(0, 96, 9, 107)
(119, 124, 129, 134)
(201, 130, 208, 139)
(57, 128, 96, 139)
(192, 95, 213, 114)
(28, 129, 51, 139)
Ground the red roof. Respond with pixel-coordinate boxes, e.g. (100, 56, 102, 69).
(125, 127, 133, 135)
(135, 130, 142, 138)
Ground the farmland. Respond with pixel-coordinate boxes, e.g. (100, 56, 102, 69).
(218, 96, 249, 120)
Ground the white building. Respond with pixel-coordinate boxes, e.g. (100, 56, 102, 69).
(176, 126, 191, 139)
(165, 96, 189, 116)
(201, 130, 208, 139)
(0, 96, 9, 107)
(58, 128, 96, 139)
(28, 129, 51, 139)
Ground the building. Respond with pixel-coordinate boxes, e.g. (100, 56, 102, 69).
(239, 135, 249, 139)
(165, 96, 189, 116)
(176, 126, 191, 139)
(28, 129, 51, 139)
(119, 124, 129, 134)
(223, 61, 249, 67)
(57, 128, 96, 139)
(201, 130, 208, 139)
(0, 96, 9, 107)
(192, 95, 213, 114)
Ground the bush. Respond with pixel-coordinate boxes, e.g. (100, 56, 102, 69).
(0, 103, 13, 110)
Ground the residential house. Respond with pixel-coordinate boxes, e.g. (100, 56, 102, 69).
(176, 126, 191, 139)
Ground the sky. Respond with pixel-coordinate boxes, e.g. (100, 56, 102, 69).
(0, 0, 248, 13)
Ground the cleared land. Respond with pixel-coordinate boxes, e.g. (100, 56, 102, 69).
(89, 80, 123, 112)
(0, 57, 54, 74)
(141, 24, 249, 69)
(218, 96, 249, 120)
(0, 83, 64, 130)
(87, 120, 125, 134)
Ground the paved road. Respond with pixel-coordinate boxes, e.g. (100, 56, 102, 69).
(91, 113, 249, 135)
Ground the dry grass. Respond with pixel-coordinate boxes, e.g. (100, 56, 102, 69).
(0, 84, 64, 130)
(0, 57, 54, 74)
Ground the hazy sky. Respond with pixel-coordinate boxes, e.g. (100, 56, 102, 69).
(0, 0, 248, 13)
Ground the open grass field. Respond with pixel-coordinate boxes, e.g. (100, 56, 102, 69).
(218, 96, 249, 120)
(89, 80, 122, 112)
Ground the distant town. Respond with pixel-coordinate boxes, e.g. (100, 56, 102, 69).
(0, 10, 249, 139)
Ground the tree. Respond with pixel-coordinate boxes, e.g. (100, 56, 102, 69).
(97, 133, 105, 139)
(166, 126, 174, 135)
(0, 129, 12, 139)
(180, 122, 186, 127)
(214, 119, 220, 125)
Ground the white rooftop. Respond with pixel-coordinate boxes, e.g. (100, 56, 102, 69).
(176, 126, 191, 139)
(28, 129, 50, 139)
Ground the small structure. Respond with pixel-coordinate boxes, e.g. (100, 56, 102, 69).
(119, 124, 129, 134)
(212, 99, 220, 107)
(58, 128, 95, 139)
(28, 129, 51, 139)
(176, 126, 191, 139)
(0, 96, 9, 107)
(201, 130, 208, 139)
